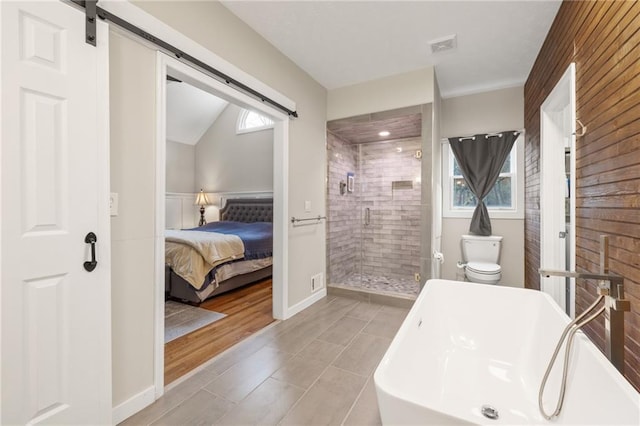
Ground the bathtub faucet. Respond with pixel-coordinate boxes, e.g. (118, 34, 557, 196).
(538, 237, 631, 374)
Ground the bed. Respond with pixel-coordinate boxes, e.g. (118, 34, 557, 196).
(165, 197, 273, 304)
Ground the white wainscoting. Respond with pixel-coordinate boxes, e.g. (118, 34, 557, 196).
(165, 192, 199, 229)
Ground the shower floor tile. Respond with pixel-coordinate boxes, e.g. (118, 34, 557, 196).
(331, 272, 420, 297)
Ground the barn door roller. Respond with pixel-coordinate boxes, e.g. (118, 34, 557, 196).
(85, 0, 97, 46)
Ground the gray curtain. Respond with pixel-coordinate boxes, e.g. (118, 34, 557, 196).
(448, 131, 519, 236)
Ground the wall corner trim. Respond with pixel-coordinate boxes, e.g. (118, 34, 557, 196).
(112, 385, 155, 425)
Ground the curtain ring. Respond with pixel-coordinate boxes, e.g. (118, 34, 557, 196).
(574, 119, 587, 137)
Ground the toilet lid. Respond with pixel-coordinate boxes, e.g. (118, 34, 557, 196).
(467, 262, 501, 274)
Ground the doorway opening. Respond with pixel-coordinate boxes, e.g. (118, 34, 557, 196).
(540, 63, 577, 317)
(155, 52, 290, 390)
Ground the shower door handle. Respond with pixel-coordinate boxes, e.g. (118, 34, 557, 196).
(364, 208, 370, 226)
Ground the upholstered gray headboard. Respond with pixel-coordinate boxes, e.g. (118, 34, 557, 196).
(219, 198, 273, 223)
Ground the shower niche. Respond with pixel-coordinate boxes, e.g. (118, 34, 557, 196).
(326, 105, 432, 298)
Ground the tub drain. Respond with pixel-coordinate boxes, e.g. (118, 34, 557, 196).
(481, 405, 499, 420)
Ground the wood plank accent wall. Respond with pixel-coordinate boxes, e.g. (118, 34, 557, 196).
(524, 1, 640, 391)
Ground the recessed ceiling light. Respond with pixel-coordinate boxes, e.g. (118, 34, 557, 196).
(379, 131, 390, 137)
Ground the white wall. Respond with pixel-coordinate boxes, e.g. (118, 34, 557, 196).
(327, 67, 435, 120)
(441, 85, 523, 136)
(166, 140, 195, 193)
(440, 86, 525, 287)
(110, 31, 157, 408)
(113, 0, 327, 412)
(195, 104, 273, 193)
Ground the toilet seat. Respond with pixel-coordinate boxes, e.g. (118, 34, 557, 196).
(466, 261, 501, 275)
(465, 262, 501, 284)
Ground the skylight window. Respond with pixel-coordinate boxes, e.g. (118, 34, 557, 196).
(236, 108, 274, 134)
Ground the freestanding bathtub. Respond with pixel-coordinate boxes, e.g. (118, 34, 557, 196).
(374, 279, 640, 425)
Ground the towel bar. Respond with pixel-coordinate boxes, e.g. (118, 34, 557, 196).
(291, 215, 327, 224)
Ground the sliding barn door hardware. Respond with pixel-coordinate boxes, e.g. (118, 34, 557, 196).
(85, 0, 97, 46)
(70, 0, 299, 119)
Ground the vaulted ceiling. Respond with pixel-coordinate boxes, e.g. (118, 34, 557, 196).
(166, 80, 228, 145)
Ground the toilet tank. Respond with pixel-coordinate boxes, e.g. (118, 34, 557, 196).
(461, 235, 503, 264)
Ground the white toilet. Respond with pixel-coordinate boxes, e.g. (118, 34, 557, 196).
(461, 235, 503, 285)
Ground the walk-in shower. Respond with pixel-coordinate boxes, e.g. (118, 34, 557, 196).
(326, 107, 431, 298)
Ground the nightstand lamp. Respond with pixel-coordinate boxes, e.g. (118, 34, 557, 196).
(195, 189, 211, 226)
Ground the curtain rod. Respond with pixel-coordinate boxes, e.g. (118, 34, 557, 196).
(70, 0, 299, 119)
(440, 129, 525, 143)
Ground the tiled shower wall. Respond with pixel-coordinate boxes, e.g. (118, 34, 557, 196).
(327, 132, 422, 285)
(360, 139, 422, 280)
(327, 132, 360, 283)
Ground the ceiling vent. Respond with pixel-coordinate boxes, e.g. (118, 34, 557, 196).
(429, 34, 457, 53)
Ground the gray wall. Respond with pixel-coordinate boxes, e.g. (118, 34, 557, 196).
(440, 86, 525, 287)
(195, 104, 273, 193)
(113, 0, 327, 410)
(166, 140, 195, 193)
(136, 0, 327, 311)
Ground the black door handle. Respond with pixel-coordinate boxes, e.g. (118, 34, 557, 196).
(84, 232, 98, 272)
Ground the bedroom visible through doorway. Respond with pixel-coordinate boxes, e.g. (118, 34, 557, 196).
(156, 52, 290, 389)
(163, 76, 275, 383)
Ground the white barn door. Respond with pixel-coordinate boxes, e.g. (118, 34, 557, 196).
(1, 1, 111, 424)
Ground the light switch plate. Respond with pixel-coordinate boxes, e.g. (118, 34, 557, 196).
(304, 200, 312, 212)
(110, 193, 118, 216)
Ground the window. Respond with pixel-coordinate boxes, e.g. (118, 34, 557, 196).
(443, 134, 524, 219)
(236, 108, 274, 134)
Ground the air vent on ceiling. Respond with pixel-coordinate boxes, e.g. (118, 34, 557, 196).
(429, 34, 457, 53)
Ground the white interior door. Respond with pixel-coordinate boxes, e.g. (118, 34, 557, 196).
(1, 1, 111, 424)
(540, 63, 576, 316)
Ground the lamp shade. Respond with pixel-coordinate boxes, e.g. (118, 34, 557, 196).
(195, 189, 211, 206)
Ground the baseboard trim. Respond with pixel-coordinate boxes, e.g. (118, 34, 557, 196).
(112, 385, 155, 425)
(285, 288, 327, 318)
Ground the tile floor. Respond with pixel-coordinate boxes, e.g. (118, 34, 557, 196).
(120, 293, 411, 425)
(331, 272, 420, 297)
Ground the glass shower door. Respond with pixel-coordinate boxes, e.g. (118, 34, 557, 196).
(356, 139, 422, 295)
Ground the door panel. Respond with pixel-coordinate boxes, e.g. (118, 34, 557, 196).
(541, 110, 567, 309)
(540, 64, 576, 316)
(1, 1, 111, 424)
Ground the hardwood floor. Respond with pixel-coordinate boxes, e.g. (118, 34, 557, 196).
(164, 279, 275, 385)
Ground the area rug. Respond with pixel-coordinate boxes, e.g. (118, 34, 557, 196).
(165, 300, 226, 343)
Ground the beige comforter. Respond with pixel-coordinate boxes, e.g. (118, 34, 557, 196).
(165, 230, 245, 290)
